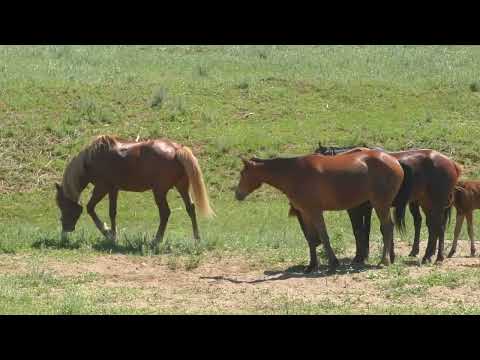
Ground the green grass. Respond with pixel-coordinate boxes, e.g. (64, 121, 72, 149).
(2, 45, 480, 314)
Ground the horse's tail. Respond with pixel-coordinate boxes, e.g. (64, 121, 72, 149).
(393, 162, 415, 235)
(454, 161, 463, 179)
(453, 182, 467, 213)
(445, 204, 452, 228)
(176, 146, 215, 218)
(288, 205, 298, 217)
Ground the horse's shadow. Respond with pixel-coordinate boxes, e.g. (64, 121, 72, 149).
(92, 238, 152, 255)
(200, 258, 381, 285)
(32, 236, 82, 250)
(31, 235, 153, 255)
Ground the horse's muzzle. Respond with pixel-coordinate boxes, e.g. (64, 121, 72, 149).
(235, 190, 246, 201)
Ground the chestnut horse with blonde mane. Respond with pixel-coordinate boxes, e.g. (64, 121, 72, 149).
(55, 135, 214, 245)
(235, 148, 410, 272)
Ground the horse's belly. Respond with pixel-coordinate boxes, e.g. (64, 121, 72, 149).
(321, 193, 369, 210)
(299, 182, 369, 211)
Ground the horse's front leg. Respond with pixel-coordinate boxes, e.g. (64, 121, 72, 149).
(312, 211, 339, 270)
(108, 189, 119, 242)
(87, 185, 110, 238)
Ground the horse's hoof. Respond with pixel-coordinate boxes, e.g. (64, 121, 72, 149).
(378, 259, 391, 267)
(304, 265, 318, 274)
(434, 258, 444, 265)
(104, 230, 116, 243)
(329, 259, 340, 270)
(351, 257, 365, 266)
(471, 250, 476, 257)
(421, 257, 432, 265)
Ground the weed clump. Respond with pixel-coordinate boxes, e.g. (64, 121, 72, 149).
(150, 87, 167, 108)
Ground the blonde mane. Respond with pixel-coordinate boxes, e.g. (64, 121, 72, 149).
(61, 135, 118, 202)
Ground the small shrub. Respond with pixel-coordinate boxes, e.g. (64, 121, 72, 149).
(73, 99, 112, 125)
(173, 97, 187, 115)
(470, 82, 480, 92)
(150, 87, 167, 108)
(197, 65, 208, 77)
(258, 50, 268, 59)
(184, 255, 201, 271)
(236, 80, 249, 90)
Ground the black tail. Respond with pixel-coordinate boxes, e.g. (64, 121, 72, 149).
(393, 162, 415, 235)
(444, 205, 452, 228)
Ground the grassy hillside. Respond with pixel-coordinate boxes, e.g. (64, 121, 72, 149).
(1, 45, 480, 314)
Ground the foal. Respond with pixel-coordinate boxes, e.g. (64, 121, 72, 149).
(448, 180, 480, 258)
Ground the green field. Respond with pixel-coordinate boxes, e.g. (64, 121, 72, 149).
(1, 45, 480, 314)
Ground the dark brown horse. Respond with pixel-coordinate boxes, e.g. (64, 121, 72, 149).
(235, 148, 409, 272)
(55, 135, 214, 245)
(448, 180, 480, 258)
(310, 145, 462, 264)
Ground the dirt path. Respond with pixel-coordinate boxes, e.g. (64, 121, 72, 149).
(1, 241, 480, 314)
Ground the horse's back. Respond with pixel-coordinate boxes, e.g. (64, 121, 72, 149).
(297, 149, 403, 209)
(89, 137, 185, 191)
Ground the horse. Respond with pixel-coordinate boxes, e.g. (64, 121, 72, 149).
(447, 180, 480, 258)
(55, 135, 214, 246)
(309, 144, 461, 264)
(234, 148, 410, 272)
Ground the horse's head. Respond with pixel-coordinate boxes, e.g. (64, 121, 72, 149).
(55, 183, 83, 233)
(235, 157, 264, 201)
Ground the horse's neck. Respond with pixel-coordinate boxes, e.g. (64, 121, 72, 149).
(62, 151, 91, 203)
(259, 159, 296, 195)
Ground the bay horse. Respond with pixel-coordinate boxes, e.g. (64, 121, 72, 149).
(55, 135, 214, 246)
(235, 148, 409, 272)
(309, 144, 461, 264)
(447, 180, 480, 258)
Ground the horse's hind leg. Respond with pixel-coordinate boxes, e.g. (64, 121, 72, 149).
(408, 202, 422, 257)
(108, 189, 118, 242)
(435, 210, 447, 264)
(87, 185, 110, 238)
(373, 206, 394, 266)
(448, 212, 465, 258)
(152, 189, 171, 245)
(363, 204, 373, 259)
(176, 178, 200, 242)
(349, 205, 369, 264)
(466, 211, 476, 256)
(422, 209, 440, 264)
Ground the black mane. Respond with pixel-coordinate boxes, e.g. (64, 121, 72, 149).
(315, 144, 385, 156)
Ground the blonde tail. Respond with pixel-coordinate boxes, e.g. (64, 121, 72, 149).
(176, 146, 215, 218)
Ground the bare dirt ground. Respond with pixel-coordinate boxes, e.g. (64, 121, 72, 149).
(1, 241, 480, 314)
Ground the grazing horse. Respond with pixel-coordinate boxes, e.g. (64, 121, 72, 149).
(235, 148, 409, 272)
(309, 144, 461, 264)
(448, 180, 480, 258)
(55, 135, 214, 245)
